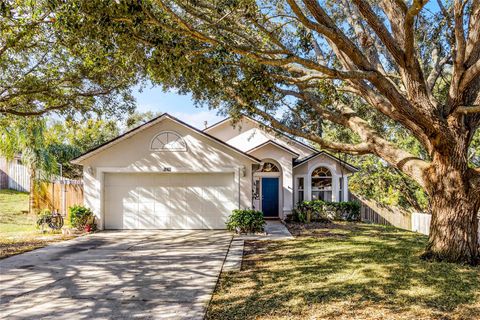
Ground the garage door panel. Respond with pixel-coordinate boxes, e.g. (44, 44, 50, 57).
(168, 186, 186, 212)
(105, 174, 137, 187)
(185, 214, 206, 229)
(104, 201, 123, 229)
(202, 213, 228, 229)
(104, 186, 137, 203)
(137, 187, 155, 203)
(138, 211, 156, 229)
(123, 211, 138, 229)
(104, 172, 236, 229)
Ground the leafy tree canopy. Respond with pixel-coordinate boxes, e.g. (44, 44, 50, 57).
(0, 0, 140, 118)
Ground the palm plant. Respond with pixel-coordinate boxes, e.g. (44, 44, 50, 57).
(0, 116, 58, 213)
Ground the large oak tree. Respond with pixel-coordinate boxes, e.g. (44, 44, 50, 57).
(53, 0, 479, 263)
(0, 1, 138, 117)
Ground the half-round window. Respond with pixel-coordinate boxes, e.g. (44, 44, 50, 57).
(311, 167, 332, 201)
(260, 162, 280, 172)
(150, 131, 187, 151)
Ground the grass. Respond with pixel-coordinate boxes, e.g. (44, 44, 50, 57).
(0, 189, 74, 259)
(207, 222, 480, 320)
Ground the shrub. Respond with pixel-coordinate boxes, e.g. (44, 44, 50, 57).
(293, 200, 361, 223)
(226, 209, 265, 234)
(69, 205, 95, 230)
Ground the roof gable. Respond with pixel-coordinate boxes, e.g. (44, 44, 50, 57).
(246, 140, 300, 158)
(71, 113, 260, 164)
(204, 114, 318, 154)
(294, 152, 359, 172)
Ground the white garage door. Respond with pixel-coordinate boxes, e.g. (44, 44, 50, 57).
(104, 173, 236, 229)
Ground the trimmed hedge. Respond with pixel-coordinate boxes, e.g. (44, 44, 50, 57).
(293, 200, 361, 223)
(226, 209, 265, 234)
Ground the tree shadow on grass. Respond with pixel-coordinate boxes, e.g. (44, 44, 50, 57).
(207, 223, 480, 319)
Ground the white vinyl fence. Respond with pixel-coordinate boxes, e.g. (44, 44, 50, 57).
(0, 158, 30, 192)
(411, 212, 480, 244)
(411, 212, 431, 235)
(7, 162, 30, 192)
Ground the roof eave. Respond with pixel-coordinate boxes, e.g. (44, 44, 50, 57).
(71, 113, 261, 165)
(246, 140, 300, 158)
(293, 151, 359, 172)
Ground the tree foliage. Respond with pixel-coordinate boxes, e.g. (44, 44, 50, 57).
(0, 0, 139, 117)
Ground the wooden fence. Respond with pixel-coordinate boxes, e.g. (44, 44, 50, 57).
(350, 193, 412, 230)
(0, 157, 30, 192)
(33, 179, 83, 216)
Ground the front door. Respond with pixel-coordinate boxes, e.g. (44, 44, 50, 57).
(261, 178, 279, 217)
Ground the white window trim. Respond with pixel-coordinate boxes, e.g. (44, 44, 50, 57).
(306, 164, 339, 202)
(150, 130, 187, 152)
(294, 174, 307, 206)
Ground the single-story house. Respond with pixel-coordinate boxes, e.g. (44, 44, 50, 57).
(71, 113, 358, 230)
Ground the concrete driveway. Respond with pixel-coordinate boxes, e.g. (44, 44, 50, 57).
(0, 230, 232, 319)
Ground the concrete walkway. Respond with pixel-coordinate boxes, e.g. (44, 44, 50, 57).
(223, 221, 294, 272)
(0, 230, 232, 320)
(235, 220, 294, 241)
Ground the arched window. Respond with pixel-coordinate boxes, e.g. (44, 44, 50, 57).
(150, 131, 187, 151)
(260, 162, 279, 172)
(311, 167, 332, 201)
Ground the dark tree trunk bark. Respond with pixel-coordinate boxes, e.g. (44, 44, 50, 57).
(423, 155, 480, 265)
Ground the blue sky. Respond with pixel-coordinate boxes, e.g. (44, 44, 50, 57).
(133, 85, 224, 129)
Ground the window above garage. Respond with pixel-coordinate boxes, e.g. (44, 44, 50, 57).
(150, 131, 187, 151)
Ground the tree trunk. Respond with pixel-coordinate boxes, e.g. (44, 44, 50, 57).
(423, 158, 480, 265)
(29, 167, 35, 214)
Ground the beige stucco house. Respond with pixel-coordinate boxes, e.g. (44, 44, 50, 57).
(72, 113, 357, 230)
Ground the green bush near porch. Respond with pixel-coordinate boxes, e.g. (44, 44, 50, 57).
(226, 209, 265, 234)
(69, 205, 95, 230)
(293, 200, 360, 223)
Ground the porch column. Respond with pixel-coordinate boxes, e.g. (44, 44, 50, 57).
(305, 174, 312, 201)
(332, 175, 339, 202)
(343, 175, 349, 201)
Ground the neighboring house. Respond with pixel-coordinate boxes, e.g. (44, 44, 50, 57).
(71, 113, 358, 230)
(0, 156, 30, 192)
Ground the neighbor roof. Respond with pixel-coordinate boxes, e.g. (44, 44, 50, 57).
(71, 113, 261, 164)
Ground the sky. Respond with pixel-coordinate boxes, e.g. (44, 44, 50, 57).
(133, 85, 224, 130)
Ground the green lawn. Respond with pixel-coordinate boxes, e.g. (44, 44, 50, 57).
(207, 222, 480, 320)
(0, 189, 74, 259)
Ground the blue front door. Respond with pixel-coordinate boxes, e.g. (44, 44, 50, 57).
(262, 178, 279, 217)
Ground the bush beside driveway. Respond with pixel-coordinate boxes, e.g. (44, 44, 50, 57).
(207, 222, 480, 320)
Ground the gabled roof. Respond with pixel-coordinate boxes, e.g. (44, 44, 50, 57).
(71, 113, 261, 164)
(204, 114, 319, 153)
(246, 140, 300, 158)
(294, 151, 359, 172)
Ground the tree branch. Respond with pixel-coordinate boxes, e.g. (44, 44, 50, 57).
(351, 0, 406, 66)
(454, 105, 480, 114)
